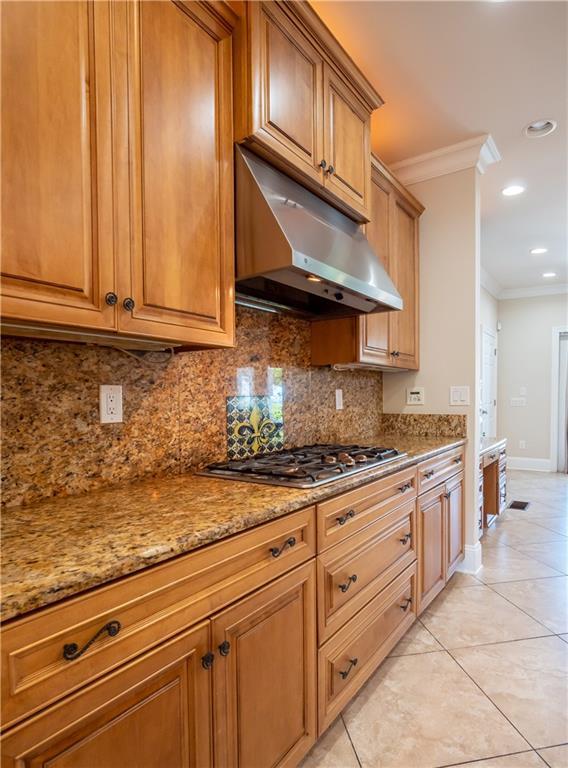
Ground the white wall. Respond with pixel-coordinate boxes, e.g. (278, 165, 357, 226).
(480, 287, 498, 333)
(497, 293, 568, 469)
(383, 167, 481, 569)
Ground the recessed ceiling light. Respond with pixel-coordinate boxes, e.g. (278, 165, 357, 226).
(502, 185, 525, 197)
(524, 119, 557, 138)
(542, 272, 557, 278)
(530, 247, 548, 255)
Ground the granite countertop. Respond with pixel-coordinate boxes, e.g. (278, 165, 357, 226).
(480, 436, 507, 456)
(1, 434, 466, 623)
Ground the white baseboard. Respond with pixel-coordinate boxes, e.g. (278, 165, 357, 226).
(507, 456, 553, 472)
(458, 542, 482, 574)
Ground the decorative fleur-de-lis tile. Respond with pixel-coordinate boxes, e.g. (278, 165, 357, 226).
(226, 395, 284, 460)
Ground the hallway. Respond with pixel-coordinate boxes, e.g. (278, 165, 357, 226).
(301, 470, 568, 768)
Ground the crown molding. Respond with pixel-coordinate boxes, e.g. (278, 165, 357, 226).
(391, 134, 501, 186)
(499, 284, 568, 300)
(480, 267, 503, 299)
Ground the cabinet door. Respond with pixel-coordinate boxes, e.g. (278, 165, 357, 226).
(1, 1, 116, 330)
(446, 472, 465, 577)
(1, 623, 213, 768)
(359, 172, 392, 364)
(118, 1, 235, 347)
(390, 195, 419, 369)
(323, 65, 371, 220)
(417, 487, 446, 614)
(212, 562, 317, 768)
(250, 2, 324, 183)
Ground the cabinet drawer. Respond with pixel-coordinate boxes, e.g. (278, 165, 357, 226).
(317, 500, 415, 643)
(483, 450, 499, 469)
(418, 446, 464, 493)
(317, 466, 417, 552)
(1, 506, 316, 729)
(318, 563, 416, 732)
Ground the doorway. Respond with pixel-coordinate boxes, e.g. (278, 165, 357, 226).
(480, 326, 497, 438)
(557, 332, 568, 473)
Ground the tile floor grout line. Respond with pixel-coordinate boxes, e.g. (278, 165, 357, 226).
(340, 712, 363, 768)
(445, 646, 536, 752)
(433, 748, 538, 768)
(480, 572, 566, 586)
(417, 617, 536, 752)
(480, 579, 563, 635)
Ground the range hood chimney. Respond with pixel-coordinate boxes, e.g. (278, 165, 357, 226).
(235, 147, 403, 318)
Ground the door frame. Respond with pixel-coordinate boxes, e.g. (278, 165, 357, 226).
(480, 325, 498, 438)
(550, 326, 568, 472)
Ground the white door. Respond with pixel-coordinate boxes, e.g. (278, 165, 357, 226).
(481, 327, 497, 438)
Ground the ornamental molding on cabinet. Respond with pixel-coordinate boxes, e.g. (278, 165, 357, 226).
(391, 134, 501, 186)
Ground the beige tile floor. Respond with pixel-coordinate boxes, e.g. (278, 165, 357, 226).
(301, 470, 568, 768)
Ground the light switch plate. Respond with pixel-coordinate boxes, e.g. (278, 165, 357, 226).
(335, 388, 343, 410)
(406, 387, 425, 405)
(100, 385, 123, 423)
(449, 386, 470, 406)
(510, 397, 527, 407)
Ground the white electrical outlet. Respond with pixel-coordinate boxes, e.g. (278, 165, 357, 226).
(510, 397, 526, 407)
(100, 385, 123, 424)
(449, 386, 470, 406)
(335, 388, 343, 410)
(407, 387, 425, 405)
(519, 440, 526, 449)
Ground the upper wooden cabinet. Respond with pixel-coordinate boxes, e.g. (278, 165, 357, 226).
(1, 1, 116, 332)
(232, 0, 382, 221)
(1, 1, 236, 349)
(311, 156, 424, 370)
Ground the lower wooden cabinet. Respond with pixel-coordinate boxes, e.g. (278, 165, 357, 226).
(417, 472, 465, 613)
(0, 622, 213, 768)
(211, 561, 317, 768)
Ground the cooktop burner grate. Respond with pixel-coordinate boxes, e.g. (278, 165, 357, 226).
(200, 444, 407, 488)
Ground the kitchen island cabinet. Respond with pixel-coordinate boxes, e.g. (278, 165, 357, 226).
(1, 0, 236, 350)
(311, 156, 423, 370)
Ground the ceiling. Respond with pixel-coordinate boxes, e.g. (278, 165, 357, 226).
(312, 0, 567, 293)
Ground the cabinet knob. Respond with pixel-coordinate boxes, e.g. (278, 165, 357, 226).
(105, 292, 118, 306)
(269, 536, 296, 558)
(338, 574, 358, 593)
(218, 640, 231, 657)
(326, 165, 335, 175)
(201, 652, 215, 670)
(123, 297, 135, 312)
(399, 532, 412, 545)
(444, 492, 451, 499)
(453, 457, 462, 464)
(318, 159, 327, 170)
(339, 657, 358, 679)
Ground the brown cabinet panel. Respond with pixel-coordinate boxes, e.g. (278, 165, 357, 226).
(390, 196, 419, 369)
(212, 562, 317, 768)
(317, 564, 416, 732)
(250, 2, 324, 181)
(417, 446, 464, 494)
(1, 1, 116, 330)
(417, 486, 446, 613)
(119, 0, 235, 346)
(323, 65, 371, 219)
(446, 472, 465, 578)
(1, 623, 213, 768)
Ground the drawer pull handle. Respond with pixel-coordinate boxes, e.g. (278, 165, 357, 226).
(339, 657, 358, 679)
(398, 482, 412, 493)
(63, 620, 121, 661)
(424, 470, 435, 479)
(218, 640, 231, 657)
(269, 536, 296, 558)
(399, 532, 412, 545)
(489, 453, 496, 460)
(444, 492, 451, 499)
(453, 457, 462, 464)
(338, 574, 358, 593)
(399, 598, 412, 612)
(201, 652, 215, 670)
(336, 510, 356, 526)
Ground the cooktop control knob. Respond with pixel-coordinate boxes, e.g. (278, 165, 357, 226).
(334, 291, 344, 301)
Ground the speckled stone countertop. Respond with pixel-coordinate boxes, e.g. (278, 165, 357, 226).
(1, 435, 465, 623)
(480, 436, 507, 456)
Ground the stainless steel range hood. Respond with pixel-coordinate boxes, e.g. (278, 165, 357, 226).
(235, 147, 402, 318)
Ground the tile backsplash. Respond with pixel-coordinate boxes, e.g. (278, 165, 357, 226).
(1, 308, 383, 507)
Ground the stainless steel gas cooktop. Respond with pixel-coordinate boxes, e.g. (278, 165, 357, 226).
(201, 444, 407, 488)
